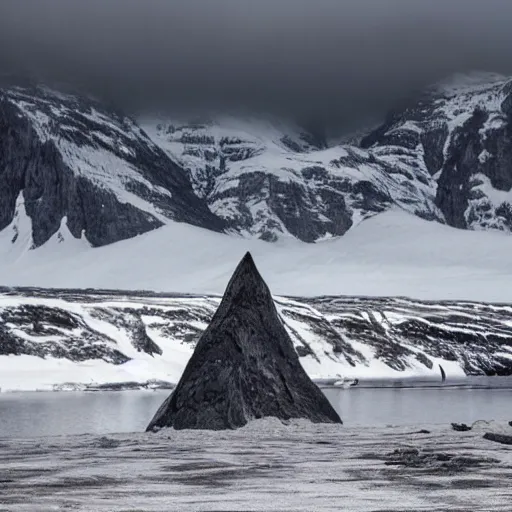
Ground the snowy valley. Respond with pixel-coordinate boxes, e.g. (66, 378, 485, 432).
(3, 72, 512, 249)
(2, 73, 512, 386)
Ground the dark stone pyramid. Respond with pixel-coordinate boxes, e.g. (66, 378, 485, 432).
(146, 252, 342, 431)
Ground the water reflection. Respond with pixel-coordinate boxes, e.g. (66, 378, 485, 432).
(0, 383, 511, 438)
(322, 386, 512, 427)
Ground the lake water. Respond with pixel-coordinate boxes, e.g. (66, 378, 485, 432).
(1, 382, 512, 438)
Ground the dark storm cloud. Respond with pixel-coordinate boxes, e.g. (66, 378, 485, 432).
(1, 0, 512, 126)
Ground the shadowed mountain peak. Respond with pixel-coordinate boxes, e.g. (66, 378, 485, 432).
(146, 252, 342, 431)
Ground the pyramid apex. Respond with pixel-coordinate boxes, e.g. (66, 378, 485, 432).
(241, 251, 255, 266)
(223, 251, 267, 300)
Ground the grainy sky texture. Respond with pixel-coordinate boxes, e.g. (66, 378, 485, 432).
(1, 0, 512, 124)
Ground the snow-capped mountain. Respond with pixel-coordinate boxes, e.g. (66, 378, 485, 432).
(142, 72, 512, 241)
(0, 82, 224, 249)
(142, 116, 441, 242)
(362, 72, 512, 232)
(1, 287, 510, 392)
(2, 74, 512, 388)
(2, 72, 512, 249)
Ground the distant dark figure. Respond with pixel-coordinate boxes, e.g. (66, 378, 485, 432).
(146, 252, 342, 431)
(451, 423, 472, 432)
(508, 421, 512, 428)
(350, 378, 359, 387)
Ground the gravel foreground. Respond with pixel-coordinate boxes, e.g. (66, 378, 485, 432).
(1, 419, 511, 512)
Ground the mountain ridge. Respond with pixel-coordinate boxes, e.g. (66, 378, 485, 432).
(361, 71, 512, 233)
(0, 83, 225, 249)
(1, 72, 512, 253)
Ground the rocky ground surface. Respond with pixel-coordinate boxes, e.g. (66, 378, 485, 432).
(0, 419, 511, 511)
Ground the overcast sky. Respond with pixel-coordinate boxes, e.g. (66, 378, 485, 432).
(1, 0, 512, 126)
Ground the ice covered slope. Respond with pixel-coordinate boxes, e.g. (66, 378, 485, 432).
(141, 73, 512, 242)
(142, 116, 441, 242)
(0, 82, 224, 248)
(362, 72, 512, 233)
(0, 285, 511, 392)
(2, 73, 512, 253)
(0, 210, 511, 303)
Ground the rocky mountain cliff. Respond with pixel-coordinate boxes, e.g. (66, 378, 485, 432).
(142, 116, 440, 242)
(362, 72, 512, 232)
(1, 73, 512, 248)
(0, 82, 224, 249)
(143, 73, 512, 241)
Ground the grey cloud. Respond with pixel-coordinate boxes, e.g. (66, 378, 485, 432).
(1, 0, 512, 127)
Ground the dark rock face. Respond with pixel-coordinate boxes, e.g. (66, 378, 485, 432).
(0, 85, 224, 247)
(222, 173, 354, 243)
(363, 74, 512, 233)
(451, 423, 472, 432)
(436, 108, 488, 229)
(483, 433, 512, 445)
(145, 119, 439, 243)
(0, 304, 130, 364)
(146, 253, 342, 431)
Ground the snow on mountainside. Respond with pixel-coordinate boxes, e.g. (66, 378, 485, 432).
(1, 286, 511, 392)
(0, 83, 224, 249)
(362, 71, 512, 233)
(3, 208, 511, 390)
(142, 116, 441, 242)
(3, 75, 512, 391)
(2, 73, 512, 251)
(142, 72, 512, 242)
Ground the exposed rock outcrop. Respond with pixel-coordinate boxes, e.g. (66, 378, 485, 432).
(451, 423, 472, 432)
(0, 84, 224, 248)
(1, 287, 512, 379)
(483, 432, 512, 445)
(146, 253, 342, 430)
(363, 73, 512, 233)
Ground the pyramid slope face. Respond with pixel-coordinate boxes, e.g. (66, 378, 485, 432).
(147, 252, 342, 430)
